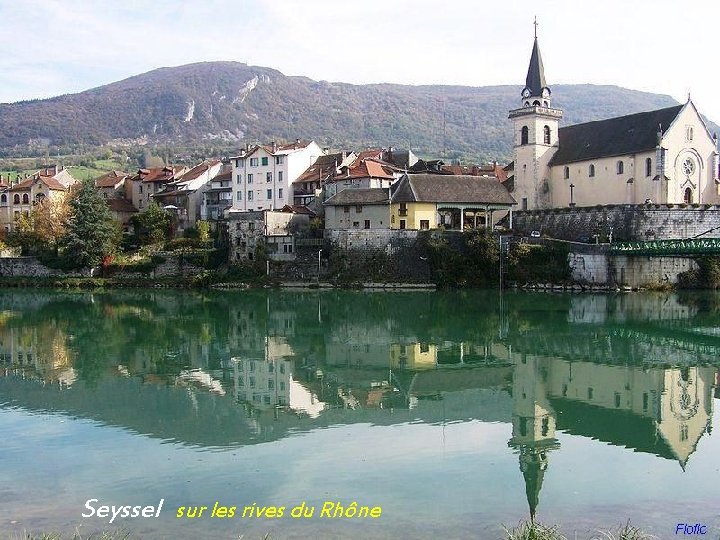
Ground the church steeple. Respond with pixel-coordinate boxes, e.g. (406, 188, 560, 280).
(521, 19, 552, 107)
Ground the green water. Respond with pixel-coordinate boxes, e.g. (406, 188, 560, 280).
(0, 289, 719, 539)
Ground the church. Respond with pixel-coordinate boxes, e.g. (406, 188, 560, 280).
(508, 32, 720, 211)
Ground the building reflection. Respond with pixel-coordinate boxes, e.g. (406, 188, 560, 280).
(0, 289, 719, 520)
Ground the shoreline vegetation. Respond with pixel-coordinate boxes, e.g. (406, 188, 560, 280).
(8, 520, 656, 540)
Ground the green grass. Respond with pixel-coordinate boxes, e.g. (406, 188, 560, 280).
(503, 520, 656, 540)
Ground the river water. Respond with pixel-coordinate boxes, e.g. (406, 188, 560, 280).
(0, 289, 718, 539)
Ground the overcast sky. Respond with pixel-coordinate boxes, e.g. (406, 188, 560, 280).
(2, 0, 719, 126)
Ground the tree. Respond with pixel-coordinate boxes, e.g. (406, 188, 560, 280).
(33, 195, 71, 255)
(64, 179, 121, 267)
(131, 202, 171, 245)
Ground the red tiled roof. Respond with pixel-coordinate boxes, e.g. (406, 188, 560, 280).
(332, 158, 394, 182)
(95, 170, 128, 188)
(9, 175, 66, 192)
(138, 166, 183, 183)
(294, 152, 346, 184)
(280, 204, 316, 216)
(179, 160, 222, 182)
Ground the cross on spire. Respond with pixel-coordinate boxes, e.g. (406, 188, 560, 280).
(534, 16, 538, 39)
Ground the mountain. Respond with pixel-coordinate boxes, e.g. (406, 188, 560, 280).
(0, 61, 712, 161)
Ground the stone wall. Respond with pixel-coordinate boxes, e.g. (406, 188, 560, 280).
(0, 253, 205, 280)
(569, 252, 697, 288)
(514, 205, 720, 242)
(325, 229, 419, 252)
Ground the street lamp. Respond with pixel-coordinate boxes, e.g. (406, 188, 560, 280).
(317, 249, 322, 281)
(569, 183, 576, 207)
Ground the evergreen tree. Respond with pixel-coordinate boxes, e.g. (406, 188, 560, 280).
(64, 179, 120, 267)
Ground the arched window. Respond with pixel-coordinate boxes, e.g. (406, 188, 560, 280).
(563, 166, 570, 180)
(532, 100, 541, 106)
(22, 194, 29, 204)
(684, 187, 693, 204)
(686, 127, 694, 142)
(13, 194, 19, 204)
(543, 100, 549, 107)
(521, 126, 529, 145)
(524, 101, 530, 107)
(543, 125, 551, 145)
(616, 160, 624, 174)
(589, 164, 595, 177)
(0, 194, 6, 204)
(645, 157, 652, 177)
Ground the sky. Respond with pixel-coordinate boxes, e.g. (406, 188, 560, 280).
(1, 0, 720, 124)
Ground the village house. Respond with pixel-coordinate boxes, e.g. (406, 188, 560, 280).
(226, 207, 313, 262)
(230, 140, 323, 212)
(509, 32, 720, 210)
(94, 170, 130, 199)
(323, 188, 391, 230)
(389, 174, 517, 230)
(125, 165, 188, 212)
(153, 159, 223, 231)
(323, 150, 401, 200)
(201, 169, 233, 222)
(292, 151, 356, 206)
(0, 166, 78, 232)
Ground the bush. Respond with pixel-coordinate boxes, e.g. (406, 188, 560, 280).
(508, 242, 571, 284)
(678, 256, 720, 289)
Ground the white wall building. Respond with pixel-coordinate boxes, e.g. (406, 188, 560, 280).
(230, 140, 323, 212)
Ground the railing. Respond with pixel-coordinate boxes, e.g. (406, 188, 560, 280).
(610, 238, 720, 256)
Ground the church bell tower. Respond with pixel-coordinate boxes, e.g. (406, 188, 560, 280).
(509, 21, 563, 210)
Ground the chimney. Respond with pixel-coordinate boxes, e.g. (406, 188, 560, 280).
(271, 141, 277, 153)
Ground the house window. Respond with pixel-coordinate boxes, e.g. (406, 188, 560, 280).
(248, 222, 255, 231)
(589, 164, 595, 177)
(278, 171, 283, 183)
(22, 194, 29, 204)
(353, 221, 360, 227)
(420, 220, 429, 230)
(587, 387, 594, 400)
(283, 244, 293, 253)
(521, 198, 528, 210)
(267, 189, 272, 199)
(343, 206, 350, 213)
(521, 126, 529, 145)
(236, 174, 241, 183)
(235, 158, 244, 167)
(275, 156, 284, 165)
(645, 158, 652, 177)
(278, 188, 283, 199)
(642, 393, 648, 411)
(563, 166, 569, 179)
(237, 191, 242, 201)
(399, 202, 407, 216)
(614, 392, 621, 408)
(139, 185, 143, 194)
(261, 157, 268, 166)
(248, 191, 253, 200)
(399, 219, 406, 230)
(543, 125, 551, 144)
(364, 220, 370, 229)
(266, 172, 273, 182)
(249, 158, 258, 167)
(355, 205, 362, 213)
(616, 160, 624, 174)
(0, 194, 5, 203)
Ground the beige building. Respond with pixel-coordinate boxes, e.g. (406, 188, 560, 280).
(0, 166, 78, 232)
(509, 35, 720, 210)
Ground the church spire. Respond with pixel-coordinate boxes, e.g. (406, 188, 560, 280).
(521, 19, 551, 106)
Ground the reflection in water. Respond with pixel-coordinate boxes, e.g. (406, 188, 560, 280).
(0, 290, 719, 526)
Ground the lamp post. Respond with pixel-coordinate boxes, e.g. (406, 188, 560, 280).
(317, 249, 322, 283)
(569, 183, 576, 207)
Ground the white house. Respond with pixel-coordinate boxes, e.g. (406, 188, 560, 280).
(230, 140, 323, 212)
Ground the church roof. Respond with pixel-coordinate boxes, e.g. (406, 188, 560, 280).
(525, 38, 547, 96)
(550, 105, 684, 166)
